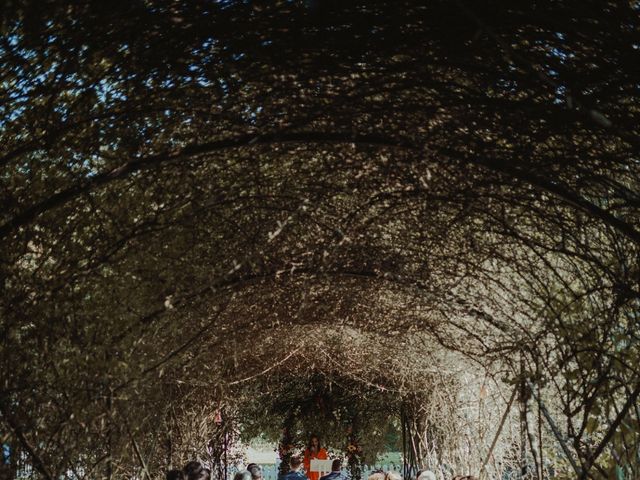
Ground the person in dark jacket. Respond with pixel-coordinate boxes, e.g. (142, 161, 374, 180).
(319, 459, 346, 480)
(183, 461, 211, 480)
(281, 456, 309, 480)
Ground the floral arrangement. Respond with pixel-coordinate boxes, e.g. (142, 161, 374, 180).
(277, 420, 299, 478)
(277, 442, 298, 458)
(346, 444, 362, 455)
(345, 438, 363, 480)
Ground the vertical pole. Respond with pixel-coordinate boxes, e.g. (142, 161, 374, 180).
(166, 400, 173, 470)
(526, 380, 583, 478)
(107, 387, 113, 480)
(519, 355, 527, 478)
(223, 409, 229, 480)
(537, 381, 544, 479)
(479, 385, 518, 479)
(401, 404, 408, 480)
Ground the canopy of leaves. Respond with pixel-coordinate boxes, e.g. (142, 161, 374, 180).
(1, 1, 639, 479)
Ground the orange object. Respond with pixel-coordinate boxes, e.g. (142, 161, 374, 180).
(303, 447, 328, 480)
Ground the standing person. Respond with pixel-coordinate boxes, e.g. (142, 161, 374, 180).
(303, 434, 328, 480)
(319, 459, 346, 480)
(282, 456, 309, 480)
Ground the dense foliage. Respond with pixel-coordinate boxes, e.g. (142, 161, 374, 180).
(1, 1, 639, 479)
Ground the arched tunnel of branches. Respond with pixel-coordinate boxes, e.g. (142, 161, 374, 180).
(1, 1, 639, 479)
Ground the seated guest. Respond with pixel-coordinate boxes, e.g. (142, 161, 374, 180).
(183, 461, 211, 480)
(167, 470, 185, 480)
(319, 459, 346, 480)
(234, 471, 252, 480)
(384, 472, 401, 480)
(247, 463, 263, 480)
(281, 455, 309, 480)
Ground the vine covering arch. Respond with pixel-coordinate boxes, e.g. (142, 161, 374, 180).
(1, 1, 639, 479)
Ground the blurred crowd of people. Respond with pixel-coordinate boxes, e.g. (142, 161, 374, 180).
(166, 457, 478, 480)
(166, 460, 212, 480)
(166, 434, 478, 480)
